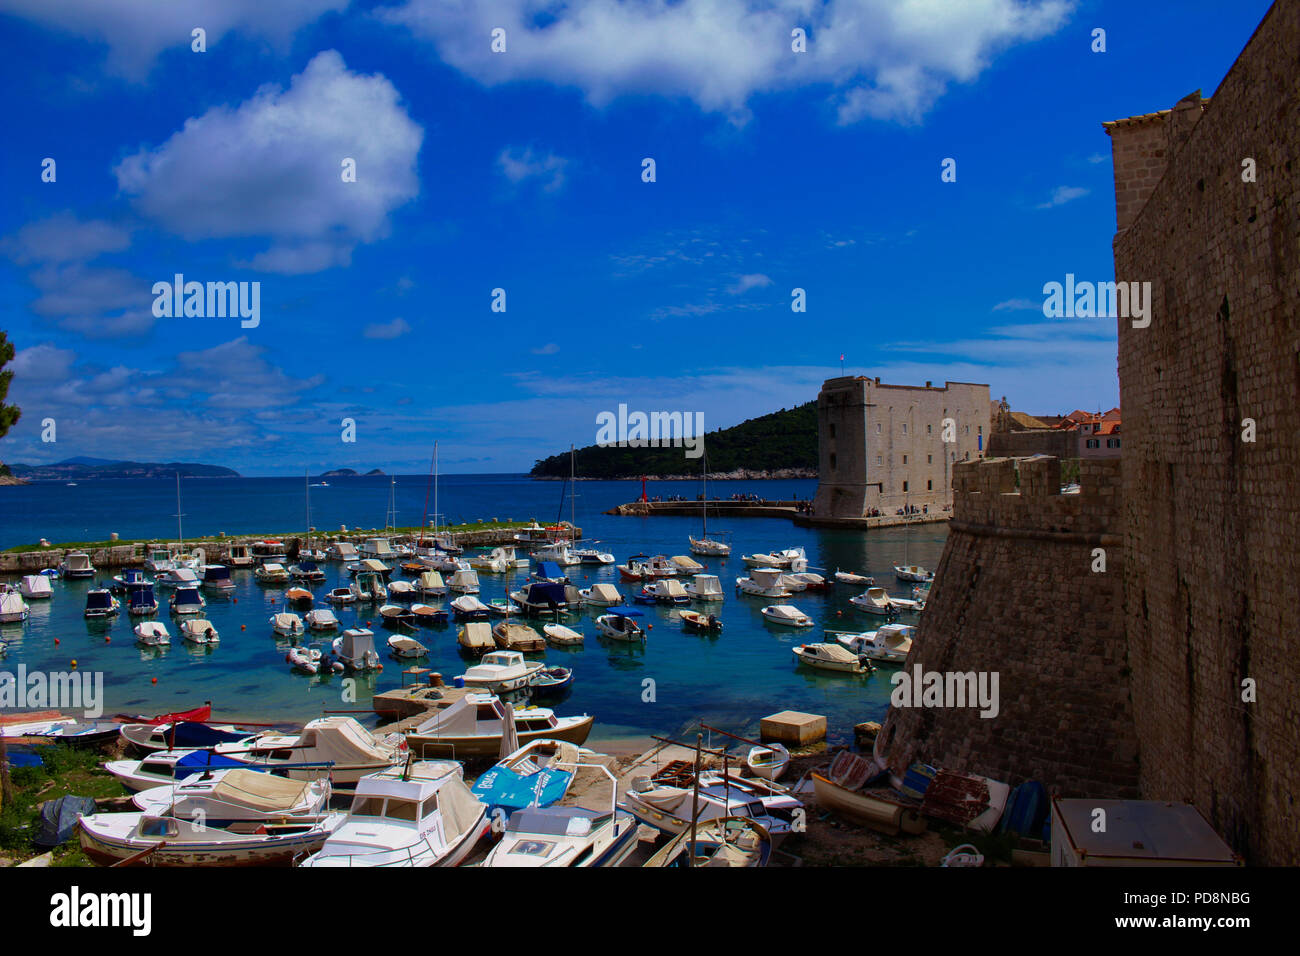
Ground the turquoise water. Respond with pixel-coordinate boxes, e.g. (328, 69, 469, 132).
(0, 475, 947, 745)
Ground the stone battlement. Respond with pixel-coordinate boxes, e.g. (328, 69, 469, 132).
(951, 456, 1121, 539)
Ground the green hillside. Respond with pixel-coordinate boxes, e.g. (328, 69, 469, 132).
(530, 402, 818, 478)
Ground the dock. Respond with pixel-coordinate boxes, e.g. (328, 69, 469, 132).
(606, 499, 949, 530)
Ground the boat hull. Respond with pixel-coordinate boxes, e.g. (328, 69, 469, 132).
(407, 715, 594, 759)
(811, 773, 926, 836)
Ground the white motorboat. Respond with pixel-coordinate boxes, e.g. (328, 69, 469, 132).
(326, 542, 359, 562)
(326, 586, 356, 605)
(778, 574, 808, 592)
(350, 571, 388, 603)
(0, 589, 30, 624)
(134, 621, 171, 646)
(684, 573, 724, 601)
(180, 619, 220, 645)
(470, 546, 529, 573)
(19, 575, 52, 599)
(287, 642, 343, 675)
(736, 567, 792, 598)
(300, 761, 487, 868)
(201, 564, 237, 591)
(533, 541, 581, 566)
(786, 571, 827, 590)
(288, 561, 326, 583)
(411, 603, 449, 625)
(849, 587, 895, 615)
(761, 605, 813, 628)
(894, 564, 934, 584)
(83, 589, 119, 619)
(835, 569, 873, 586)
(404, 693, 594, 759)
(79, 771, 344, 866)
(543, 623, 584, 646)
(387, 580, 417, 602)
(285, 586, 314, 605)
(451, 594, 492, 619)
(688, 537, 731, 556)
(169, 585, 206, 614)
(132, 767, 331, 820)
(227, 544, 254, 567)
(359, 537, 396, 561)
(486, 600, 516, 617)
(617, 554, 678, 582)
(577, 582, 622, 607)
(270, 611, 305, 637)
(217, 716, 404, 785)
(104, 748, 250, 793)
(458, 650, 544, 692)
(792, 643, 873, 674)
(483, 804, 639, 868)
(59, 551, 95, 578)
(334, 628, 381, 671)
(641, 578, 689, 604)
(118, 721, 255, 755)
(570, 547, 615, 565)
(621, 769, 803, 839)
(742, 548, 806, 571)
(447, 568, 481, 594)
(416, 570, 447, 598)
(594, 608, 645, 642)
(387, 634, 429, 659)
(144, 549, 177, 573)
(255, 562, 290, 584)
(833, 623, 915, 663)
(157, 567, 200, 588)
(305, 608, 340, 631)
(746, 744, 790, 782)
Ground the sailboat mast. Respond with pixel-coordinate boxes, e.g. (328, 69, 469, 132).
(434, 442, 439, 537)
(701, 447, 708, 539)
(175, 473, 184, 550)
(570, 444, 576, 543)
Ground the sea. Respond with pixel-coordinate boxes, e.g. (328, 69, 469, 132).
(0, 474, 947, 748)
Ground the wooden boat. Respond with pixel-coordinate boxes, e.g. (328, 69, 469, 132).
(644, 817, 770, 868)
(405, 694, 594, 759)
(528, 665, 573, 696)
(622, 769, 803, 839)
(457, 621, 495, 656)
(543, 623, 584, 646)
(300, 761, 487, 868)
(792, 643, 873, 674)
(410, 603, 448, 625)
(812, 752, 926, 836)
(746, 743, 790, 781)
(493, 620, 546, 652)
(678, 609, 722, 633)
(761, 605, 813, 627)
(379, 603, 416, 628)
(387, 635, 429, 659)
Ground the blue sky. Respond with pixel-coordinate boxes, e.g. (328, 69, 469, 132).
(0, 0, 1274, 474)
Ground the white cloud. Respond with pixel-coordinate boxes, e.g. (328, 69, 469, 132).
(531, 343, 560, 355)
(497, 147, 569, 192)
(3, 214, 130, 265)
(726, 273, 773, 295)
(0, 0, 348, 80)
(114, 50, 423, 273)
(363, 317, 412, 339)
(1036, 185, 1089, 209)
(379, 0, 1071, 124)
(992, 297, 1041, 312)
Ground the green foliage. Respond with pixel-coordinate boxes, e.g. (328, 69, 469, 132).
(530, 402, 818, 478)
(0, 330, 20, 443)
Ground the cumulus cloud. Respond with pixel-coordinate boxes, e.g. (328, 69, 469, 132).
(1036, 185, 1089, 209)
(379, 0, 1071, 123)
(497, 147, 569, 192)
(531, 342, 560, 355)
(114, 50, 423, 273)
(726, 273, 772, 295)
(363, 317, 412, 339)
(0, 0, 348, 80)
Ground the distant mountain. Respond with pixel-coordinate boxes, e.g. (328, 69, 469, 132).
(530, 402, 819, 479)
(9, 459, 239, 480)
(364, 468, 386, 476)
(320, 468, 359, 477)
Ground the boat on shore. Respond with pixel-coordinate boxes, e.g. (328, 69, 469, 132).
(746, 743, 790, 781)
(812, 751, 926, 836)
(644, 817, 771, 868)
(216, 716, 404, 786)
(621, 768, 802, 840)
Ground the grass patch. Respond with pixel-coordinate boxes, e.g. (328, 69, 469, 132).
(1, 745, 126, 866)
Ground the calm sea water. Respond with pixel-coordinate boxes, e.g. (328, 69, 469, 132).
(0, 475, 947, 746)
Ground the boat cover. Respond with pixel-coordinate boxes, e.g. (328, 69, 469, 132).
(165, 722, 249, 748)
(212, 769, 311, 812)
(535, 561, 565, 581)
(587, 583, 621, 602)
(35, 795, 98, 848)
(174, 749, 249, 774)
(472, 764, 573, 812)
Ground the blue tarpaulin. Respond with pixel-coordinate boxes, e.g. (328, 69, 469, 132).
(534, 561, 565, 581)
(472, 766, 573, 814)
(35, 795, 98, 847)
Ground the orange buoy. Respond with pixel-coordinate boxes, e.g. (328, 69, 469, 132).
(241, 624, 246, 630)
(377, 664, 384, 672)
(151, 677, 158, 684)
(105, 636, 111, 643)
(54, 638, 60, 645)
(233, 597, 238, 604)
(70, 659, 77, 668)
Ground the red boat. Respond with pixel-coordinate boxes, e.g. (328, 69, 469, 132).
(133, 703, 212, 725)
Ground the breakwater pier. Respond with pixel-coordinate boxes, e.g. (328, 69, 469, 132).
(606, 499, 949, 531)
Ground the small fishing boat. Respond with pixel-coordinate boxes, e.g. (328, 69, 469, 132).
(387, 580, 417, 602)
(618, 554, 678, 582)
(126, 585, 160, 617)
(486, 600, 516, 617)
(59, 551, 95, 579)
(641, 578, 690, 604)
(484, 803, 640, 868)
(595, 606, 645, 642)
(410, 603, 449, 625)
(833, 623, 915, 664)
(299, 761, 487, 868)
(157, 567, 200, 588)
(447, 568, 481, 594)
(416, 570, 447, 598)
(134, 621, 171, 646)
(405, 694, 594, 759)
(144, 550, 176, 573)
(131, 766, 331, 820)
(622, 769, 803, 839)
(577, 582, 622, 607)
(305, 608, 340, 631)
(287, 643, 342, 675)
(216, 716, 403, 785)
(684, 573, 725, 602)
(379, 603, 416, 628)
(894, 564, 934, 584)
(735, 568, 792, 598)
(19, 575, 53, 600)
(227, 544, 254, 567)
(812, 752, 926, 836)
(746, 743, 790, 781)
(285, 586, 314, 604)
(571, 546, 615, 565)
(542, 623, 584, 646)
(786, 571, 828, 591)
(180, 619, 220, 645)
(792, 643, 873, 674)
(0, 589, 30, 624)
(834, 569, 872, 586)
(201, 564, 237, 591)
(254, 562, 290, 583)
(849, 587, 895, 615)
(104, 748, 251, 792)
(644, 817, 771, 867)
(459, 650, 544, 692)
(326, 542, 359, 562)
(761, 604, 813, 628)
(170, 585, 206, 614)
(117, 721, 251, 755)
(510, 580, 577, 616)
(83, 589, 119, 619)
(470, 546, 528, 573)
(450, 594, 492, 621)
(350, 571, 388, 603)
(326, 586, 356, 605)
(289, 561, 326, 582)
(333, 628, 381, 671)
(457, 621, 495, 655)
(270, 612, 305, 637)
(493, 620, 546, 652)
(678, 609, 722, 633)
(528, 665, 573, 696)
(387, 635, 429, 659)
(113, 568, 153, 589)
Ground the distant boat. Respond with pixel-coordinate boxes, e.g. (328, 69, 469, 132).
(792, 643, 873, 675)
(134, 621, 171, 646)
(761, 605, 813, 628)
(689, 449, 732, 556)
(83, 589, 119, 619)
(60, 552, 95, 579)
(0, 589, 30, 624)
